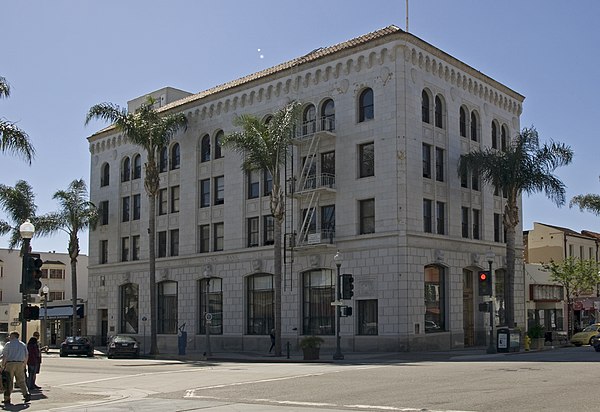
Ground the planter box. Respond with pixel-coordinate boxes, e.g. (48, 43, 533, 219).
(302, 347, 320, 360)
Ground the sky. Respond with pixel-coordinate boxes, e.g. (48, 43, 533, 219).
(2, 0, 599, 255)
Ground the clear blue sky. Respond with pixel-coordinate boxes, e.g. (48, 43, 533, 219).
(2, 0, 599, 255)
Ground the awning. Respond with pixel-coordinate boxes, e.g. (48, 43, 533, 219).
(40, 305, 84, 320)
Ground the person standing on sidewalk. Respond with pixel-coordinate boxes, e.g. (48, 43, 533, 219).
(1, 331, 30, 404)
(26, 333, 41, 390)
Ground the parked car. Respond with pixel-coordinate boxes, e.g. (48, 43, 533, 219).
(591, 333, 600, 352)
(60, 336, 94, 357)
(570, 323, 600, 346)
(107, 335, 140, 359)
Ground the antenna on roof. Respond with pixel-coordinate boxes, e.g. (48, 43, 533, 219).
(406, 0, 409, 32)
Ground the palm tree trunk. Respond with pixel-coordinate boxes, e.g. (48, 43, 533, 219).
(148, 191, 158, 355)
(505, 225, 516, 327)
(273, 218, 283, 357)
(69, 236, 79, 336)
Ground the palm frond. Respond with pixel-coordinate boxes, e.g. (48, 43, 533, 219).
(0, 76, 9, 98)
(570, 194, 600, 215)
(0, 120, 35, 164)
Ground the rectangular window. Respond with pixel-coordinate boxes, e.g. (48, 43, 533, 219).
(462, 207, 470, 238)
(494, 213, 502, 242)
(121, 197, 130, 222)
(214, 222, 224, 251)
(49, 269, 65, 279)
(302, 269, 335, 335)
(423, 199, 432, 233)
(568, 244, 574, 257)
(321, 205, 336, 243)
(158, 188, 167, 215)
(460, 170, 468, 188)
(435, 147, 444, 182)
(263, 215, 274, 245)
(121, 237, 129, 262)
(359, 142, 374, 178)
(472, 209, 480, 240)
(199, 278, 223, 335)
(200, 179, 210, 208)
(436, 201, 445, 235)
(359, 199, 375, 235)
(100, 240, 108, 264)
(199, 224, 210, 253)
(100, 201, 109, 225)
(590, 247, 594, 260)
(49, 291, 64, 301)
(170, 186, 180, 213)
(302, 208, 317, 234)
(247, 274, 274, 335)
(248, 217, 259, 247)
(214, 176, 224, 205)
(170, 229, 179, 256)
(158, 281, 178, 334)
(248, 170, 260, 199)
(471, 174, 479, 191)
(132, 236, 140, 261)
(133, 194, 141, 220)
(263, 170, 273, 196)
(321, 151, 335, 185)
(422, 143, 431, 179)
(425, 265, 445, 332)
(580, 245, 584, 259)
(157, 231, 167, 258)
(358, 299, 378, 335)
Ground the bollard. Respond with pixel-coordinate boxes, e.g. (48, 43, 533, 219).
(286, 341, 290, 359)
(524, 335, 531, 351)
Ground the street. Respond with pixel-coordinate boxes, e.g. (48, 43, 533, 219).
(17, 346, 600, 412)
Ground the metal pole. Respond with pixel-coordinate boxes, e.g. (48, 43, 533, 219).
(487, 260, 496, 354)
(21, 238, 30, 343)
(42, 290, 48, 346)
(333, 263, 344, 360)
(205, 278, 212, 357)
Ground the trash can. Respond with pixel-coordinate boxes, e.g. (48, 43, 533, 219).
(497, 327, 521, 353)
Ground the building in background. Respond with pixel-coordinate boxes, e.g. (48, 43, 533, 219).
(0, 249, 88, 345)
(86, 26, 524, 353)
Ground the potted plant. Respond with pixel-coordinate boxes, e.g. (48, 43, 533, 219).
(527, 324, 545, 350)
(299, 336, 324, 360)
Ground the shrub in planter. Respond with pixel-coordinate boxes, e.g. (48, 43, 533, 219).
(527, 324, 544, 339)
(300, 336, 324, 360)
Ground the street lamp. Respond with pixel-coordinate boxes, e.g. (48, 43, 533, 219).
(42, 285, 49, 347)
(485, 250, 496, 354)
(333, 250, 344, 360)
(203, 267, 212, 358)
(19, 219, 35, 343)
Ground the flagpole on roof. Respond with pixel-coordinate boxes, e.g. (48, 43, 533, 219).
(406, 0, 409, 32)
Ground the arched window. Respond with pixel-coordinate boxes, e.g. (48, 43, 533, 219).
(133, 154, 142, 179)
(201, 134, 211, 162)
(170, 143, 180, 170)
(101, 163, 110, 187)
(122, 157, 131, 182)
(434, 95, 444, 128)
(247, 273, 274, 335)
(320, 99, 335, 131)
(159, 147, 168, 172)
(302, 104, 316, 135)
(421, 90, 430, 123)
(358, 88, 374, 122)
(214, 130, 223, 159)
(158, 281, 178, 334)
(263, 114, 273, 124)
(459, 107, 467, 137)
(470, 111, 479, 142)
(491, 121, 498, 149)
(302, 269, 335, 335)
(199, 277, 223, 334)
(501, 125, 508, 151)
(120, 283, 139, 333)
(424, 264, 445, 332)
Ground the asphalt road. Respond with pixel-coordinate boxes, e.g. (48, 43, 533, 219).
(16, 346, 600, 412)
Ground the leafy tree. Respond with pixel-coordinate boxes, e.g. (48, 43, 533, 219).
(0, 76, 35, 163)
(85, 97, 187, 355)
(458, 127, 573, 327)
(222, 101, 301, 356)
(544, 257, 600, 336)
(570, 184, 600, 216)
(36, 179, 97, 335)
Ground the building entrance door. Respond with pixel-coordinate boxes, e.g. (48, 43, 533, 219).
(99, 309, 108, 346)
(463, 269, 475, 346)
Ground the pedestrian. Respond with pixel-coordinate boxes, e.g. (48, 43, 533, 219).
(1, 331, 30, 405)
(27, 333, 41, 390)
(269, 329, 275, 353)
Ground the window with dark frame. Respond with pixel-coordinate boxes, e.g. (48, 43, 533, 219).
(100, 240, 108, 264)
(358, 299, 378, 335)
(120, 283, 139, 334)
(491, 121, 498, 149)
(248, 170, 260, 199)
(101, 163, 110, 187)
(214, 130, 224, 159)
(247, 273, 274, 335)
(122, 157, 131, 182)
(359, 198, 375, 235)
(200, 179, 210, 207)
(358, 88, 374, 122)
(158, 281, 178, 334)
(121, 237, 129, 262)
(494, 213, 502, 242)
(321, 98, 335, 131)
(302, 269, 335, 335)
(157, 231, 167, 258)
(470, 111, 478, 141)
(214, 176, 224, 205)
(423, 199, 432, 233)
(122, 196, 130, 222)
(421, 90, 430, 123)
(359, 142, 374, 178)
(100, 200, 109, 225)
(133, 154, 141, 179)
(263, 215, 274, 245)
(425, 265, 445, 332)
(462, 207, 469, 238)
(434, 95, 443, 128)
(170, 143, 180, 170)
(436, 201, 445, 235)
(422, 143, 431, 179)
(472, 209, 480, 240)
(170, 186, 180, 213)
(158, 188, 167, 215)
(214, 222, 224, 251)
(435, 147, 444, 182)
(170, 229, 179, 256)
(201, 134, 211, 162)
(199, 224, 210, 253)
(159, 147, 168, 172)
(133, 194, 141, 220)
(132, 236, 140, 261)
(199, 278, 223, 334)
(263, 170, 273, 196)
(459, 107, 467, 137)
(247, 217, 259, 247)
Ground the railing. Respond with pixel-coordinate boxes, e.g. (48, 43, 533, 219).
(294, 116, 336, 140)
(290, 173, 336, 194)
(296, 229, 336, 247)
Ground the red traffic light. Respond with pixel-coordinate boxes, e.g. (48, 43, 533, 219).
(479, 273, 487, 281)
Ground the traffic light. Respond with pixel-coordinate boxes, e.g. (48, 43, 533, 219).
(341, 274, 354, 299)
(23, 253, 43, 294)
(478, 270, 492, 296)
(341, 306, 353, 317)
(22, 305, 40, 321)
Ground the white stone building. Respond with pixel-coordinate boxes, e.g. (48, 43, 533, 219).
(86, 26, 525, 353)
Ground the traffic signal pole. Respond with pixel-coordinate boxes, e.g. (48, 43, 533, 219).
(20, 239, 30, 343)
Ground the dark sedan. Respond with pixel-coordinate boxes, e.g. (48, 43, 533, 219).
(107, 335, 140, 359)
(60, 336, 94, 357)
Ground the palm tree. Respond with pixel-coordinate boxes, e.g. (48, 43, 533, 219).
(35, 179, 97, 336)
(570, 188, 600, 216)
(0, 76, 35, 163)
(85, 98, 187, 355)
(222, 101, 301, 356)
(0, 180, 39, 253)
(458, 127, 573, 327)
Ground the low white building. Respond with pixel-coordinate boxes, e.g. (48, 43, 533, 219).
(86, 25, 525, 353)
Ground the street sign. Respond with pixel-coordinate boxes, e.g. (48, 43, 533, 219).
(330, 300, 344, 306)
